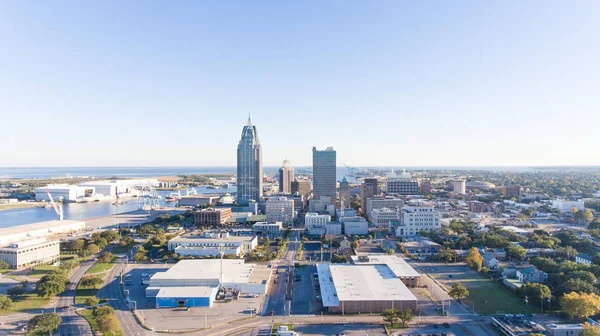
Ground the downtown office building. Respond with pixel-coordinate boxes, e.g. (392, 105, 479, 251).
(237, 117, 263, 204)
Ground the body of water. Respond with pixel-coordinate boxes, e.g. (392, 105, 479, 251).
(0, 186, 236, 228)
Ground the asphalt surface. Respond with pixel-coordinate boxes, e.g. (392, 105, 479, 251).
(99, 261, 151, 336)
(56, 260, 95, 336)
(265, 231, 300, 316)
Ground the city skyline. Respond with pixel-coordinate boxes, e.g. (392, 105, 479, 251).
(1, 1, 599, 167)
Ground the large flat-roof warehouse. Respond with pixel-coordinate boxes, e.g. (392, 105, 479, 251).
(317, 254, 420, 313)
(146, 260, 272, 308)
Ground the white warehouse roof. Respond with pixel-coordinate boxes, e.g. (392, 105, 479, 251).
(150, 259, 254, 283)
(350, 255, 420, 278)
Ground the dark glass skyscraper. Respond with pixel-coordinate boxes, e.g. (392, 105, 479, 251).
(237, 116, 263, 204)
(312, 146, 336, 202)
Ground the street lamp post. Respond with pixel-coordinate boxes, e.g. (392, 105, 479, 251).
(548, 298, 552, 312)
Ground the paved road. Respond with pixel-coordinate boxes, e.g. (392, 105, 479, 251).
(56, 260, 95, 336)
(99, 261, 152, 336)
(265, 231, 301, 316)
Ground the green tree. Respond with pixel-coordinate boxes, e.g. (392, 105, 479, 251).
(529, 257, 558, 273)
(581, 322, 600, 336)
(465, 247, 483, 271)
(558, 279, 599, 296)
(97, 313, 120, 333)
(81, 276, 104, 289)
(93, 305, 114, 318)
(7, 285, 26, 298)
(555, 246, 578, 260)
(84, 297, 99, 307)
(561, 292, 600, 319)
(27, 313, 61, 334)
(69, 239, 85, 251)
(85, 243, 100, 255)
(508, 245, 527, 261)
(381, 308, 399, 326)
(98, 252, 113, 263)
(571, 270, 598, 284)
(448, 282, 469, 300)
(0, 260, 8, 270)
(397, 308, 413, 328)
(520, 283, 551, 308)
(0, 295, 13, 312)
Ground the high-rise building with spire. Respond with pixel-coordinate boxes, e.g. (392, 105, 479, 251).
(236, 116, 263, 204)
(278, 159, 294, 194)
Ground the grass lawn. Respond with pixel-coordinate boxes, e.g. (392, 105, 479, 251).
(3, 292, 50, 314)
(431, 264, 535, 314)
(75, 277, 107, 305)
(85, 262, 114, 274)
(77, 308, 124, 336)
(111, 244, 136, 254)
(28, 264, 60, 279)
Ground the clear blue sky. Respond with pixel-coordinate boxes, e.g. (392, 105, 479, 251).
(1, 1, 598, 167)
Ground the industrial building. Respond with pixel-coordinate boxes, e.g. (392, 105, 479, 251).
(178, 195, 220, 207)
(0, 220, 87, 246)
(35, 179, 158, 202)
(168, 231, 258, 257)
(350, 254, 421, 287)
(0, 238, 60, 269)
(316, 262, 418, 314)
(146, 260, 272, 308)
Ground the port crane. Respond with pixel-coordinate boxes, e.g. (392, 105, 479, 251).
(45, 188, 64, 220)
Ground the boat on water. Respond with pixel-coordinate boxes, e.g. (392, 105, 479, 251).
(206, 185, 218, 189)
(165, 196, 178, 202)
(112, 200, 123, 205)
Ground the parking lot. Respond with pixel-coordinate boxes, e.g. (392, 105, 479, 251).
(290, 265, 322, 314)
(303, 242, 323, 262)
(122, 264, 171, 309)
(389, 323, 464, 336)
(294, 323, 387, 336)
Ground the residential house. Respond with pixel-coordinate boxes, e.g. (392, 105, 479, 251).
(576, 253, 593, 265)
(479, 247, 507, 261)
(482, 254, 499, 269)
(517, 267, 548, 283)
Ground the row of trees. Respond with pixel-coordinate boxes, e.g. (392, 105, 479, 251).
(381, 308, 413, 328)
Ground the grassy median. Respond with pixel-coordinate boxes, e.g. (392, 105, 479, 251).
(77, 308, 124, 336)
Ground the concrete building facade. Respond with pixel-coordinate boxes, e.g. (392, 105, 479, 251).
(0, 238, 60, 269)
(265, 197, 295, 224)
(252, 222, 283, 236)
(369, 207, 400, 226)
(194, 208, 232, 226)
(360, 178, 379, 214)
(453, 180, 466, 194)
(278, 159, 294, 194)
(339, 177, 350, 208)
(395, 205, 440, 237)
(291, 181, 311, 198)
(366, 197, 403, 217)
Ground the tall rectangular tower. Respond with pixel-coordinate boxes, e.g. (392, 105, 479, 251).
(312, 147, 336, 203)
